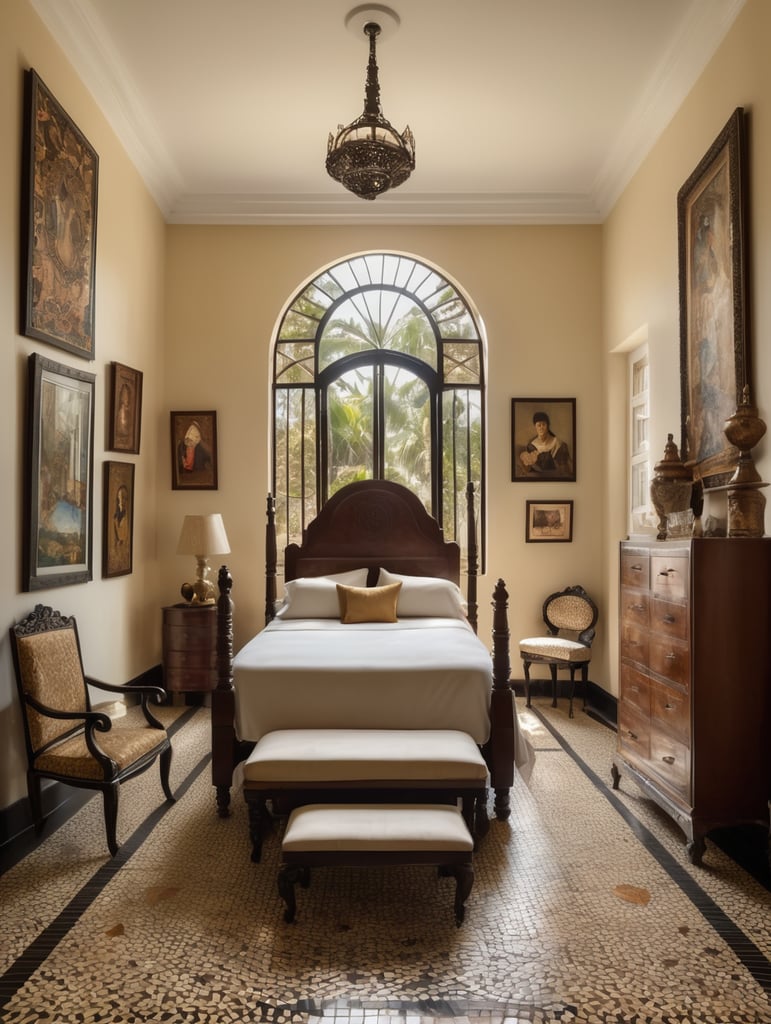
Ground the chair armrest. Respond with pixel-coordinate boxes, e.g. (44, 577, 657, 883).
(85, 676, 167, 730)
(24, 692, 112, 732)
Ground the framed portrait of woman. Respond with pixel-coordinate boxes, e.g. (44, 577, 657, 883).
(511, 398, 576, 482)
(103, 461, 134, 578)
(170, 411, 218, 490)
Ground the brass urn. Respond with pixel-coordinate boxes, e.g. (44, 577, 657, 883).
(650, 434, 692, 540)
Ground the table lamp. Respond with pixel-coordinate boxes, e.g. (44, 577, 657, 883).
(176, 513, 230, 604)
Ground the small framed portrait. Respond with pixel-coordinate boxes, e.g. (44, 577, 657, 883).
(171, 411, 218, 490)
(103, 461, 135, 578)
(108, 362, 143, 453)
(512, 398, 576, 482)
(526, 500, 574, 543)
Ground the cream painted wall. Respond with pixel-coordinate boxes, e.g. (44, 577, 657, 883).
(160, 225, 606, 675)
(602, 0, 771, 694)
(0, 1, 167, 811)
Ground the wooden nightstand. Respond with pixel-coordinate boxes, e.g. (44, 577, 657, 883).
(162, 603, 218, 693)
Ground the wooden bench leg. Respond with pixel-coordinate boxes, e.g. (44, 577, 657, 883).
(247, 797, 271, 863)
(450, 862, 474, 926)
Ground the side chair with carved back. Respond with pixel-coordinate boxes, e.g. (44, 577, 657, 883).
(10, 604, 175, 856)
(519, 585, 599, 718)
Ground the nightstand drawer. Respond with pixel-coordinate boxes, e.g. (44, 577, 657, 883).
(162, 604, 218, 692)
(649, 732, 690, 798)
(620, 623, 648, 667)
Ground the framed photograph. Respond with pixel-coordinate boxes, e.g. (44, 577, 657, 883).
(108, 362, 143, 453)
(103, 461, 135, 578)
(171, 411, 218, 490)
(24, 353, 95, 590)
(526, 500, 574, 543)
(511, 398, 576, 481)
(21, 69, 99, 360)
(678, 107, 749, 486)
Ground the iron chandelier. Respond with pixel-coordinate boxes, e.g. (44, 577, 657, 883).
(326, 13, 415, 201)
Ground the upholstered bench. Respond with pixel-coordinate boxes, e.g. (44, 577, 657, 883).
(242, 728, 489, 862)
(278, 803, 475, 926)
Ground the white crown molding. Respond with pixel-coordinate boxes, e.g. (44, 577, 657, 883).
(31, 0, 745, 226)
(31, 0, 184, 215)
(593, 0, 746, 216)
(166, 191, 604, 226)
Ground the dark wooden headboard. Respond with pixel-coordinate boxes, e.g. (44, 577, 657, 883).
(265, 480, 479, 630)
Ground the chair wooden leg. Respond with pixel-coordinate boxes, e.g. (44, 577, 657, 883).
(103, 783, 120, 857)
(160, 745, 175, 803)
(568, 668, 576, 718)
(523, 661, 532, 707)
(549, 665, 558, 707)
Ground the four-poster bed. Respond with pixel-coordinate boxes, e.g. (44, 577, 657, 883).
(210, 480, 525, 825)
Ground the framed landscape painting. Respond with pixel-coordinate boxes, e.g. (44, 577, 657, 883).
(25, 353, 95, 590)
(526, 500, 574, 543)
(21, 69, 99, 360)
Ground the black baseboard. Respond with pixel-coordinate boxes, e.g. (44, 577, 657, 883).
(511, 677, 618, 729)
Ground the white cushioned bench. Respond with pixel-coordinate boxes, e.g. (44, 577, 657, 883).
(242, 728, 489, 862)
(278, 803, 475, 926)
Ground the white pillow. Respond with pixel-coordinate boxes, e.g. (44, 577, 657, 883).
(376, 568, 468, 619)
(276, 569, 369, 619)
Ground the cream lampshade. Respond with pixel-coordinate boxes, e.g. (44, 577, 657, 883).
(176, 513, 230, 604)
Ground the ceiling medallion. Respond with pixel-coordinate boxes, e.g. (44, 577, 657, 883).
(326, 5, 415, 201)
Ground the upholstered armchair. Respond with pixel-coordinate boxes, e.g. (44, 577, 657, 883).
(10, 604, 174, 856)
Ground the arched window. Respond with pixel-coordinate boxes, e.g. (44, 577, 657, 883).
(272, 252, 486, 570)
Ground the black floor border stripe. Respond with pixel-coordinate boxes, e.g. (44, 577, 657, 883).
(531, 706, 771, 998)
(0, 716, 211, 1011)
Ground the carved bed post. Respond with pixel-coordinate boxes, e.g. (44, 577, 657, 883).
(212, 565, 235, 817)
(265, 493, 277, 626)
(490, 578, 515, 820)
(466, 482, 478, 634)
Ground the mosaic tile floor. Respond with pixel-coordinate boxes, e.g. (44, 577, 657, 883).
(0, 698, 769, 1024)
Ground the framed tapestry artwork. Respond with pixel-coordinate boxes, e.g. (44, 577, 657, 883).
(511, 398, 576, 482)
(525, 500, 574, 543)
(103, 461, 135, 578)
(108, 362, 143, 453)
(170, 411, 218, 490)
(678, 107, 749, 487)
(24, 353, 95, 590)
(21, 69, 99, 360)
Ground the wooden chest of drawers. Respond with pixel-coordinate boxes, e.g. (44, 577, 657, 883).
(613, 538, 771, 865)
(162, 604, 218, 692)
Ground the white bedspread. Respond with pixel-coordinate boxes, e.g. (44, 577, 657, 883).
(232, 617, 534, 776)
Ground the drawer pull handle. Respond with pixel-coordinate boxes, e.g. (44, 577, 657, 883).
(662, 614, 675, 624)
(626, 730, 638, 740)
(630, 603, 645, 612)
(661, 755, 675, 765)
(658, 568, 678, 578)
(664, 702, 674, 710)
(665, 652, 676, 661)
(630, 564, 643, 573)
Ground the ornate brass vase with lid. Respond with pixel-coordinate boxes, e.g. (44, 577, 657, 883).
(650, 434, 693, 540)
(721, 385, 767, 537)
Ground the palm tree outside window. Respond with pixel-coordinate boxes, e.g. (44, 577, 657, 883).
(272, 252, 486, 572)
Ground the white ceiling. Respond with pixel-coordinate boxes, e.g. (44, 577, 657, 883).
(32, 0, 744, 225)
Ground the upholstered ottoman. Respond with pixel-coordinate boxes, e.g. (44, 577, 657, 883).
(277, 802, 475, 926)
(242, 728, 489, 861)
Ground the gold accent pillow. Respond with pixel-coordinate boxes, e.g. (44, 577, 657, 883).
(336, 581, 402, 624)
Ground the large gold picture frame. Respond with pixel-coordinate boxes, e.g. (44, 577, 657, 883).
(678, 108, 749, 487)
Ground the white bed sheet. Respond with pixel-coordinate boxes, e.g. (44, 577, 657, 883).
(232, 617, 534, 776)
